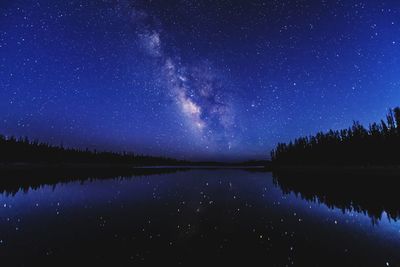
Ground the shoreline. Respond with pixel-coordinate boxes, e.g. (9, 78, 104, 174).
(2, 162, 400, 176)
(271, 164, 400, 176)
(0, 163, 267, 170)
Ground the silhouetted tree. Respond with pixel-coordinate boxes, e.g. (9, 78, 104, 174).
(394, 107, 400, 133)
(271, 107, 400, 165)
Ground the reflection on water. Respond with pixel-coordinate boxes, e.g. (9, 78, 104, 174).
(0, 169, 399, 266)
(273, 171, 400, 223)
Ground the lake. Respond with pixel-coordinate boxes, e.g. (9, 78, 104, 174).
(0, 169, 399, 266)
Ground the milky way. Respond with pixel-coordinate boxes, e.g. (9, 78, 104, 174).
(129, 4, 237, 149)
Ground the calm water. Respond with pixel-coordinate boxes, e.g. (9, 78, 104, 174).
(0, 169, 399, 266)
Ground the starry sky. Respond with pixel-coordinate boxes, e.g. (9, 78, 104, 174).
(1, 0, 400, 161)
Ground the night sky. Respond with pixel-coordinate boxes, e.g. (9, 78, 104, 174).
(1, 0, 400, 161)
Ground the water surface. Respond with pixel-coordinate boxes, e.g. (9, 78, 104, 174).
(0, 169, 399, 266)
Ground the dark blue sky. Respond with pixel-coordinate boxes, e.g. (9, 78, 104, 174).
(1, 0, 400, 160)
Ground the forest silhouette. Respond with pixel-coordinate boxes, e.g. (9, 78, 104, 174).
(0, 134, 187, 166)
(271, 107, 400, 165)
(0, 134, 269, 167)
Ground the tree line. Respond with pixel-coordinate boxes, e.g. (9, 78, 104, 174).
(0, 134, 185, 166)
(271, 107, 400, 165)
